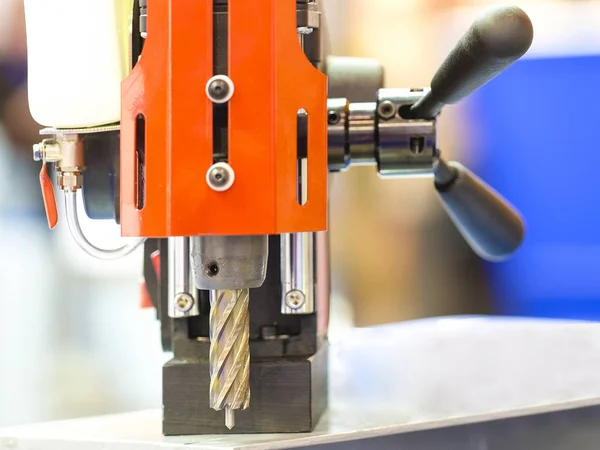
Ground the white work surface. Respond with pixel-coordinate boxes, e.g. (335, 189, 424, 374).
(2, 316, 600, 450)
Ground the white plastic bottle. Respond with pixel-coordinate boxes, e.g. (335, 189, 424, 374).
(24, 0, 133, 129)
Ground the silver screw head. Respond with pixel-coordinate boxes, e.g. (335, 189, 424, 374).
(285, 290, 306, 310)
(206, 75, 234, 104)
(175, 293, 194, 313)
(377, 100, 397, 120)
(208, 166, 230, 188)
(206, 162, 235, 192)
(297, 26, 314, 35)
(208, 79, 230, 102)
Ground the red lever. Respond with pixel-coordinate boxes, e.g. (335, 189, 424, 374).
(39, 163, 58, 229)
(150, 250, 161, 277)
(140, 250, 162, 309)
(140, 281, 154, 309)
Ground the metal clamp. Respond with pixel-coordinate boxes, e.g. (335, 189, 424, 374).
(376, 88, 437, 177)
(327, 88, 438, 177)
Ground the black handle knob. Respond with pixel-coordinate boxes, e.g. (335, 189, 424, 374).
(407, 6, 533, 120)
(435, 159, 525, 262)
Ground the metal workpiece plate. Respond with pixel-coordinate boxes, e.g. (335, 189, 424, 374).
(4, 317, 600, 449)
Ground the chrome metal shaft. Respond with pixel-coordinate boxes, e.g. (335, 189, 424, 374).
(209, 289, 250, 429)
(281, 232, 315, 314)
(168, 237, 199, 318)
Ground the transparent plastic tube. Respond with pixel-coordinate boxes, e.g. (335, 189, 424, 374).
(64, 191, 146, 260)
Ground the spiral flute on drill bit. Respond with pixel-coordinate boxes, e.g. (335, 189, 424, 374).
(209, 289, 250, 428)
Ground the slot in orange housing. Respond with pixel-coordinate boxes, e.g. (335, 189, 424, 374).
(120, 0, 328, 237)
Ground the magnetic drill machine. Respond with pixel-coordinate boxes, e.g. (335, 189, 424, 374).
(24, 0, 532, 436)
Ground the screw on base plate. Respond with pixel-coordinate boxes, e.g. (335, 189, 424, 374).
(285, 290, 306, 310)
(175, 293, 194, 313)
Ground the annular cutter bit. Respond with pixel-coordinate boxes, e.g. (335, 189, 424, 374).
(209, 289, 250, 429)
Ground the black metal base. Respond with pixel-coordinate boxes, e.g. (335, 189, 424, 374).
(162, 342, 328, 435)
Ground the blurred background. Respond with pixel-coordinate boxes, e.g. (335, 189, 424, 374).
(0, 0, 597, 429)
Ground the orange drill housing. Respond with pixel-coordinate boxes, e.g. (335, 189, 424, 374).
(120, 0, 328, 237)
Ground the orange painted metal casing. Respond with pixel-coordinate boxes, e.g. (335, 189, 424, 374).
(120, 0, 328, 237)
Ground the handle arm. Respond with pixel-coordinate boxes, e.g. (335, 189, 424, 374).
(435, 159, 525, 261)
(407, 6, 533, 120)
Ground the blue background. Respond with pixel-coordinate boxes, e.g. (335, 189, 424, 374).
(466, 56, 600, 319)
